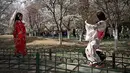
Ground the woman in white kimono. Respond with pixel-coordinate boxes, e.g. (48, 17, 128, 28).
(85, 11, 107, 68)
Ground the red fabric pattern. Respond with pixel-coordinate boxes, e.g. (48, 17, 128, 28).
(97, 30, 105, 40)
(13, 21, 27, 56)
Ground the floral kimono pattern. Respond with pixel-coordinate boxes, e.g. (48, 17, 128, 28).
(13, 21, 27, 56)
(85, 20, 106, 64)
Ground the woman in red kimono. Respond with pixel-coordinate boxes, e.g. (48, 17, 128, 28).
(13, 12, 27, 57)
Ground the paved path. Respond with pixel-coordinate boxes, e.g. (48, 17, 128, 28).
(0, 50, 130, 73)
(0, 56, 129, 73)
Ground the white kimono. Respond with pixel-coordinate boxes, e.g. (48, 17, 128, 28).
(85, 20, 106, 64)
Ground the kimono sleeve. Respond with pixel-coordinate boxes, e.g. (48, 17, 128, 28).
(97, 21, 106, 31)
(85, 20, 97, 29)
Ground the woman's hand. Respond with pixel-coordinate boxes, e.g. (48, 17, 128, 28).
(85, 20, 88, 24)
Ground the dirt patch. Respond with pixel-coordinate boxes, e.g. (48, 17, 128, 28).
(0, 35, 85, 48)
(0, 35, 13, 38)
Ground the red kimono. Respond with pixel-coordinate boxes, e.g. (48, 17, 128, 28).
(13, 21, 27, 56)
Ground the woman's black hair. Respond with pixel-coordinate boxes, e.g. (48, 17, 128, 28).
(15, 12, 23, 21)
(96, 11, 106, 21)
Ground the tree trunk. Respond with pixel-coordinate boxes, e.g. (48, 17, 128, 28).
(67, 30, 70, 39)
(29, 33, 31, 36)
(59, 32, 62, 45)
(79, 30, 83, 41)
(79, 35, 82, 41)
(33, 31, 36, 36)
(113, 28, 118, 51)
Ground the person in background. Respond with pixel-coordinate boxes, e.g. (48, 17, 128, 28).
(13, 12, 27, 57)
(84, 11, 107, 68)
